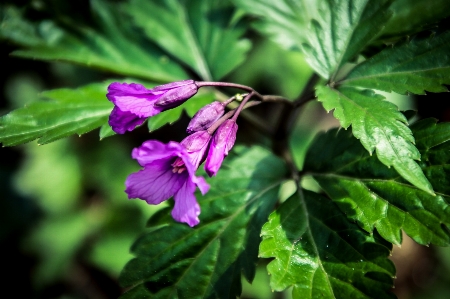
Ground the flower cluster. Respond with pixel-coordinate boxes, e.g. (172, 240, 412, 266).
(106, 80, 251, 227)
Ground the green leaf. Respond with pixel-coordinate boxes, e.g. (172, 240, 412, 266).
(1, 1, 187, 82)
(0, 82, 112, 146)
(126, 0, 251, 80)
(303, 125, 450, 245)
(316, 85, 433, 194)
(379, 0, 450, 39)
(231, 0, 308, 51)
(300, 0, 393, 80)
(260, 189, 395, 299)
(119, 146, 288, 298)
(412, 118, 450, 195)
(339, 30, 450, 94)
(147, 90, 214, 132)
(99, 124, 115, 140)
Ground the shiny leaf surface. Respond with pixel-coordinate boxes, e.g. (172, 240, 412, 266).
(316, 85, 433, 194)
(300, 0, 393, 79)
(304, 123, 450, 245)
(0, 82, 112, 146)
(260, 190, 395, 299)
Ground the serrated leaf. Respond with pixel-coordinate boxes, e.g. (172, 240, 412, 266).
(0, 82, 112, 146)
(303, 125, 450, 245)
(147, 91, 214, 132)
(1, 1, 187, 82)
(126, 0, 251, 80)
(231, 0, 308, 51)
(412, 118, 450, 195)
(260, 189, 395, 299)
(340, 30, 450, 94)
(300, 0, 393, 80)
(119, 146, 288, 298)
(316, 85, 433, 194)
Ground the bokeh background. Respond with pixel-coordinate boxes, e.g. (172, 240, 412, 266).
(1, 1, 450, 298)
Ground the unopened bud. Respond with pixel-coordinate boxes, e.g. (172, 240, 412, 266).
(187, 101, 225, 134)
(204, 120, 238, 177)
(154, 80, 199, 108)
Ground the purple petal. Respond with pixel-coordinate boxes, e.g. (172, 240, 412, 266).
(108, 106, 146, 134)
(177, 150, 210, 194)
(125, 160, 188, 205)
(107, 82, 165, 117)
(204, 120, 238, 177)
(180, 131, 212, 169)
(172, 180, 201, 227)
(193, 176, 209, 195)
(204, 140, 225, 177)
(132, 140, 184, 167)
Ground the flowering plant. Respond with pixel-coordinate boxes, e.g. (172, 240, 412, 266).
(1, 0, 450, 298)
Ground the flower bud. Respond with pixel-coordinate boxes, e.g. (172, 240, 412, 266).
(180, 131, 212, 169)
(154, 80, 199, 108)
(187, 101, 225, 134)
(205, 120, 238, 177)
(107, 80, 198, 134)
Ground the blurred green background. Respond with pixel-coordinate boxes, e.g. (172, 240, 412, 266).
(1, 1, 450, 298)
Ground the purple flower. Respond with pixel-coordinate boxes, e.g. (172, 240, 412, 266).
(187, 101, 225, 133)
(205, 119, 238, 177)
(107, 80, 198, 134)
(179, 131, 212, 168)
(125, 140, 209, 227)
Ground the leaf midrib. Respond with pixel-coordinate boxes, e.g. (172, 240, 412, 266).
(335, 88, 411, 162)
(312, 172, 447, 239)
(295, 188, 336, 298)
(330, 1, 371, 82)
(177, 4, 212, 81)
(339, 65, 450, 85)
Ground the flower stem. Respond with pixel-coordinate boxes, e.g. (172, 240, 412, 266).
(207, 110, 236, 134)
(196, 81, 254, 92)
(231, 92, 255, 121)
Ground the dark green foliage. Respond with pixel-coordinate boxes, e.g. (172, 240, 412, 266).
(119, 147, 288, 298)
(0, 82, 112, 146)
(261, 190, 396, 299)
(340, 31, 450, 94)
(304, 121, 450, 246)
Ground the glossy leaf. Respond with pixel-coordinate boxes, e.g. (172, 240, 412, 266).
(260, 189, 395, 299)
(300, 0, 393, 79)
(316, 85, 433, 194)
(0, 1, 187, 82)
(303, 124, 450, 245)
(119, 146, 288, 298)
(0, 82, 112, 146)
(126, 0, 251, 80)
(340, 30, 450, 94)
